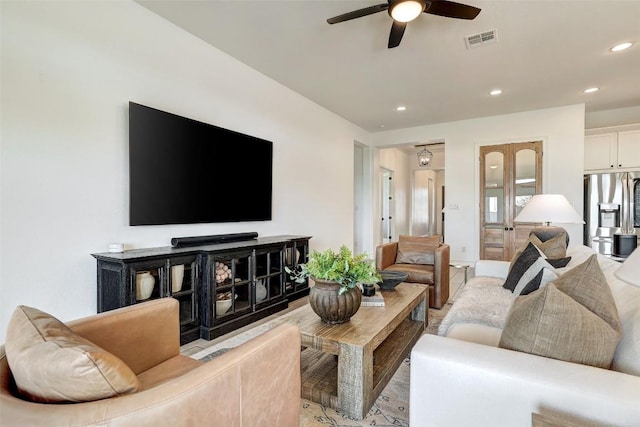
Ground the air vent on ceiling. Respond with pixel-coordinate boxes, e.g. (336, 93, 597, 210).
(464, 29, 497, 49)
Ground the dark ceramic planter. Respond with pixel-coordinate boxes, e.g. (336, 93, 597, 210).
(309, 278, 362, 324)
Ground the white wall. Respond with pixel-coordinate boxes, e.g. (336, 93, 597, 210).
(586, 106, 640, 129)
(0, 1, 369, 340)
(371, 104, 586, 264)
(353, 142, 376, 257)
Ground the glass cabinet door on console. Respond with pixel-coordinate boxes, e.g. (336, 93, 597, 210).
(168, 255, 199, 337)
(130, 260, 166, 304)
(210, 251, 252, 322)
(128, 256, 200, 344)
(200, 244, 293, 340)
(254, 245, 286, 309)
(284, 238, 310, 300)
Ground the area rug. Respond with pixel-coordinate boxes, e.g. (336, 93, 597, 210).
(189, 303, 451, 427)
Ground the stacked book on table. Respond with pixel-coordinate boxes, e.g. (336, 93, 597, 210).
(361, 291, 385, 307)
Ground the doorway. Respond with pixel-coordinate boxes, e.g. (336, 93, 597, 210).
(479, 141, 542, 260)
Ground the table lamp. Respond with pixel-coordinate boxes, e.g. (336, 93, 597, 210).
(514, 194, 584, 242)
(514, 194, 584, 225)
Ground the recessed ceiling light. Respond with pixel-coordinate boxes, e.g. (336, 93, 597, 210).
(611, 42, 633, 52)
(396, 106, 407, 111)
(379, 124, 385, 128)
(584, 87, 599, 94)
(490, 165, 498, 169)
(489, 89, 502, 96)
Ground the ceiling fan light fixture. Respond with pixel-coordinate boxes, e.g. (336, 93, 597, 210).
(389, 0, 426, 23)
(327, 0, 480, 48)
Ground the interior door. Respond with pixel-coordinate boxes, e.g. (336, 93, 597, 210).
(381, 168, 395, 243)
(480, 141, 542, 260)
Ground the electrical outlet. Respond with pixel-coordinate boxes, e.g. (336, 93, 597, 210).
(461, 246, 466, 253)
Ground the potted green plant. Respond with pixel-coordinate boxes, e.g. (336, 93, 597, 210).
(287, 245, 381, 324)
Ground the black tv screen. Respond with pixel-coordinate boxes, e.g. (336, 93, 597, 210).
(129, 102, 272, 226)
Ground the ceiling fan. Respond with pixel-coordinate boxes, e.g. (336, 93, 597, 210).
(327, 0, 481, 48)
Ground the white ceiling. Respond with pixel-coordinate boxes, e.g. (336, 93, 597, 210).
(137, 0, 640, 132)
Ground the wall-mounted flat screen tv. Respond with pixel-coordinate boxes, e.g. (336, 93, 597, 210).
(129, 102, 272, 226)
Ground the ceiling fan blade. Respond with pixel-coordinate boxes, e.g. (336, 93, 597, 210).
(424, 0, 481, 19)
(388, 21, 407, 48)
(327, 3, 389, 24)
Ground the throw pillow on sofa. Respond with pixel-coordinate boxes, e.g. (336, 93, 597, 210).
(511, 230, 569, 265)
(499, 254, 622, 369)
(528, 232, 568, 259)
(503, 242, 558, 296)
(529, 226, 570, 246)
(530, 236, 571, 268)
(5, 305, 140, 403)
(395, 234, 440, 264)
(542, 255, 572, 268)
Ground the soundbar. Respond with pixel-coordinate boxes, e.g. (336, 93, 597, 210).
(171, 232, 258, 248)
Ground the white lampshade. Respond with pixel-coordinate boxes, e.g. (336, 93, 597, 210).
(615, 247, 640, 287)
(514, 194, 584, 225)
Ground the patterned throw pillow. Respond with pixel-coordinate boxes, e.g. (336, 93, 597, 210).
(545, 256, 572, 268)
(503, 242, 558, 296)
(529, 227, 570, 246)
(529, 232, 567, 259)
(499, 255, 622, 369)
(395, 235, 440, 265)
(511, 230, 570, 267)
(5, 305, 140, 403)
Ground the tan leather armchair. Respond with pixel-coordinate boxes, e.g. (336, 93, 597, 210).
(376, 236, 450, 308)
(1, 298, 301, 426)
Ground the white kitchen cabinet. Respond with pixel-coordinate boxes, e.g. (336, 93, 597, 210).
(584, 133, 617, 170)
(584, 130, 640, 171)
(617, 130, 640, 169)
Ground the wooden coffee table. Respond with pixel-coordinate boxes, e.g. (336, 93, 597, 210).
(283, 282, 427, 420)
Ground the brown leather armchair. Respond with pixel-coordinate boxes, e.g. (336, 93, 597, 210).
(376, 235, 450, 308)
(1, 298, 301, 426)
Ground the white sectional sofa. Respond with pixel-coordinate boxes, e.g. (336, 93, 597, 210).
(410, 244, 640, 427)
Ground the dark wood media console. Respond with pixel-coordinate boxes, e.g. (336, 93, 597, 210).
(92, 235, 311, 344)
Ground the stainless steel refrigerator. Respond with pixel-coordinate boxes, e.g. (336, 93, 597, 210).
(583, 171, 640, 257)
